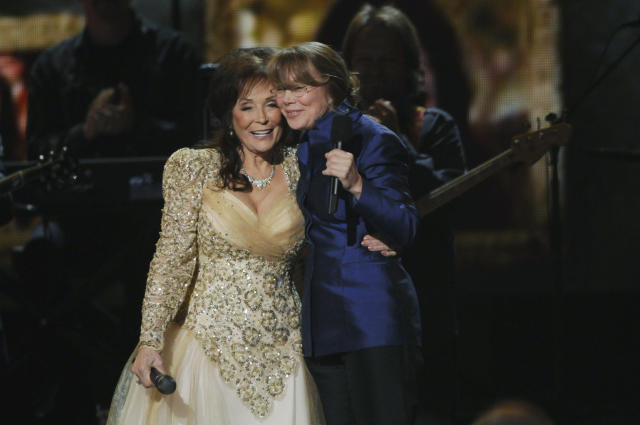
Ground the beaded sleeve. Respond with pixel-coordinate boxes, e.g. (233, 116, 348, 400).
(138, 148, 207, 350)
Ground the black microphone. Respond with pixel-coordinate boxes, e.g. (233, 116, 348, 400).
(328, 115, 352, 215)
(150, 367, 176, 395)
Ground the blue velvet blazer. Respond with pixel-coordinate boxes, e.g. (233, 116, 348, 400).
(296, 100, 421, 357)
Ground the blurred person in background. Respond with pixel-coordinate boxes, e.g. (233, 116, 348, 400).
(316, 0, 472, 150)
(6, 1, 201, 421)
(343, 5, 467, 425)
(21, 0, 202, 311)
(27, 0, 201, 159)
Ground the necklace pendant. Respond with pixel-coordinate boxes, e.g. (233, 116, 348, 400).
(254, 179, 268, 190)
(241, 165, 275, 190)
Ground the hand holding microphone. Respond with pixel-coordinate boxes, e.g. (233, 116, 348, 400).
(150, 367, 176, 395)
(131, 346, 176, 395)
(326, 115, 360, 213)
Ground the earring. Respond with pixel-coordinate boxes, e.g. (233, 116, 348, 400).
(228, 127, 234, 138)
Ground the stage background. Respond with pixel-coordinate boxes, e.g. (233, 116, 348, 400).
(1, 1, 639, 424)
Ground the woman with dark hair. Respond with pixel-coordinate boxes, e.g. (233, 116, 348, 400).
(106, 47, 325, 425)
(268, 41, 421, 425)
(342, 6, 468, 424)
(342, 4, 426, 141)
(316, 0, 472, 146)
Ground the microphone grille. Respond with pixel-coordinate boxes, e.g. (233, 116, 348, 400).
(155, 374, 177, 395)
(330, 114, 352, 141)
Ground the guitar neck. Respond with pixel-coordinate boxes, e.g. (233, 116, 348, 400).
(417, 148, 516, 217)
(0, 159, 56, 195)
(415, 122, 571, 218)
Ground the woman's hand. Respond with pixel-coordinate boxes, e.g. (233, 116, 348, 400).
(323, 149, 363, 199)
(131, 346, 165, 388)
(367, 99, 400, 134)
(361, 234, 397, 257)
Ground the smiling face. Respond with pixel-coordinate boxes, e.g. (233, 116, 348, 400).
(232, 79, 283, 158)
(275, 65, 333, 131)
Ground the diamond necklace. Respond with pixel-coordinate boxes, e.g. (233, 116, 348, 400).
(240, 165, 275, 190)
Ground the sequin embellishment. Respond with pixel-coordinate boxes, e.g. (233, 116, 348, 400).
(138, 147, 305, 418)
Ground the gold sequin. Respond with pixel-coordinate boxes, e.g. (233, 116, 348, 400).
(138, 147, 305, 418)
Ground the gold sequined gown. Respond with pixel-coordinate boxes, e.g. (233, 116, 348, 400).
(106, 148, 324, 425)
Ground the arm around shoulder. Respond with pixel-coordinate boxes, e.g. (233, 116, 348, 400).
(352, 128, 418, 248)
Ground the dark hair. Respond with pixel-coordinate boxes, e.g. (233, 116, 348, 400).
(267, 41, 358, 107)
(342, 4, 426, 106)
(204, 47, 290, 191)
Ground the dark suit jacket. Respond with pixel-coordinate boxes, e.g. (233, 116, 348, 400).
(296, 100, 421, 357)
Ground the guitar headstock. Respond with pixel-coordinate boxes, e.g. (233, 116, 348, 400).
(511, 122, 572, 164)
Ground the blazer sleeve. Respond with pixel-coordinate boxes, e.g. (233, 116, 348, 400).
(138, 148, 203, 351)
(409, 107, 468, 199)
(352, 127, 418, 249)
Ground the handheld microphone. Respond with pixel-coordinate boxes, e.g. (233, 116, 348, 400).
(150, 367, 176, 395)
(328, 115, 352, 215)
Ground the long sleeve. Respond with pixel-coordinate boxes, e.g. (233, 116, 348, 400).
(138, 148, 204, 350)
(352, 127, 418, 249)
(411, 107, 467, 197)
(304, 104, 419, 250)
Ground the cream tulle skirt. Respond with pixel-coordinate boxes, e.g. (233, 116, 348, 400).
(106, 324, 325, 425)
